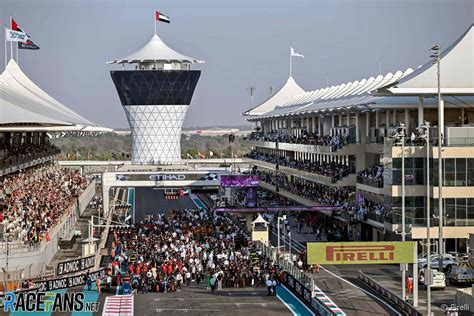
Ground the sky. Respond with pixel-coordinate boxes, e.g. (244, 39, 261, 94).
(1, 0, 473, 129)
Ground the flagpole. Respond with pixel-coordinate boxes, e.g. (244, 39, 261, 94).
(9, 15, 13, 62)
(4, 25, 7, 68)
(289, 47, 292, 77)
(154, 11, 157, 35)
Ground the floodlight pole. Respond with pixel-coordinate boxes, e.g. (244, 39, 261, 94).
(401, 124, 406, 301)
(425, 122, 432, 315)
(435, 46, 444, 274)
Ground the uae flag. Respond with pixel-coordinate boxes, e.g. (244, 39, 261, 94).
(11, 17, 40, 50)
(155, 10, 170, 23)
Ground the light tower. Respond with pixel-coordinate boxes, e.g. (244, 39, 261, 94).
(107, 29, 204, 165)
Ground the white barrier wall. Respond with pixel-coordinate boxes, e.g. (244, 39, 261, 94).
(0, 180, 96, 278)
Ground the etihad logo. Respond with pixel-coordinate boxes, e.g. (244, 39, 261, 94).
(326, 245, 395, 262)
(149, 174, 186, 181)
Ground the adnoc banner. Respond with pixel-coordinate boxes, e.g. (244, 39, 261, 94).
(307, 241, 416, 265)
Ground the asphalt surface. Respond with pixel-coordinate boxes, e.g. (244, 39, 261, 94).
(133, 285, 291, 316)
(134, 188, 197, 222)
(277, 217, 471, 316)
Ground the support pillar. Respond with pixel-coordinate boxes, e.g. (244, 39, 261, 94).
(312, 117, 317, 134)
(418, 96, 424, 127)
(386, 110, 390, 127)
(346, 112, 350, 126)
(355, 113, 360, 143)
(332, 115, 335, 128)
(405, 108, 410, 133)
(375, 111, 380, 128)
(392, 110, 397, 126)
(365, 112, 370, 138)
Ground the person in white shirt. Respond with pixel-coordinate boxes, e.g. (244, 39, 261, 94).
(266, 278, 273, 296)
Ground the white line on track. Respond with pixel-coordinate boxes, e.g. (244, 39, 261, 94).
(321, 266, 402, 316)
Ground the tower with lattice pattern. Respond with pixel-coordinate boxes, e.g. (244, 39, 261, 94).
(108, 33, 203, 164)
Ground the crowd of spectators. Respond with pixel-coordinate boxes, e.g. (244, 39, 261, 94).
(246, 150, 349, 179)
(245, 131, 348, 150)
(0, 163, 89, 244)
(106, 208, 280, 294)
(357, 164, 384, 188)
(254, 169, 390, 225)
(0, 143, 60, 170)
(255, 170, 353, 206)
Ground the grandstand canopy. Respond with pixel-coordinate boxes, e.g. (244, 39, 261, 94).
(249, 70, 412, 120)
(107, 34, 204, 65)
(0, 59, 111, 133)
(377, 24, 474, 96)
(243, 76, 305, 116)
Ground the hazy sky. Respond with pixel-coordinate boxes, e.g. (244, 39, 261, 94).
(1, 0, 473, 129)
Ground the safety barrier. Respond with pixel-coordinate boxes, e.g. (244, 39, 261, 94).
(358, 271, 421, 316)
(281, 270, 345, 316)
(254, 240, 345, 316)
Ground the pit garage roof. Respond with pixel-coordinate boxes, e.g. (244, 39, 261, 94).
(0, 59, 111, 133)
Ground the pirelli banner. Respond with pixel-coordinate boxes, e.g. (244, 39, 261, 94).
(307, 241, 416, 265)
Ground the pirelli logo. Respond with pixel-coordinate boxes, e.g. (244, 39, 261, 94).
(307, 242, 415, 265)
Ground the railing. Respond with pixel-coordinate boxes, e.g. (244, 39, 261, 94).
(357, 175, 383, 188)
(0, 148, 61, 171)
(358, 271, 421, 316)
(366, 212, 385, 224)
(254, 240, 345, 316)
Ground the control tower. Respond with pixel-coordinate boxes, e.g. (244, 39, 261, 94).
(108, 32, 203, 165)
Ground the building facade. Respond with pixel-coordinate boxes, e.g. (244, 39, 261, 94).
(243, 25, 474, 253)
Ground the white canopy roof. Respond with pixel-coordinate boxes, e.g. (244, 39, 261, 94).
(380, 24, 474, 96)
(243, 76, 305, 116)
(252, 70, 412, 120)
(107, 34, 204, 65)
(0, 59, 111, 132)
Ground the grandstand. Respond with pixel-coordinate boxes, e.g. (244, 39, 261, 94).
(0, 56, 109, 285)
(243, 24, 474, 251)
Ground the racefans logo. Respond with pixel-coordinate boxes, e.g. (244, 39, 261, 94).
(2, 292, 100, 313)
(326, 245, 396, 262)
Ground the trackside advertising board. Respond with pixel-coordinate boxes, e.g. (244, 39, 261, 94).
(307, 241, 416, 265)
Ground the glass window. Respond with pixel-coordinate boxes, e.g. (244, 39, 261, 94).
(415, 196, 425, 207)
(445, 159, 455, 172)
(456, 159, 467, 186)
(393, 158, 401, 169)
(444, 159, 456, 186)
(468, 170, 474, 186)
(393, 170, 401, 185)
(414, 158, 424, 169)
(457, 198, 467, 226)
(468, 199, 474, 226)
(415, 169, 425, 185)
(468, 158, 474, 169)
(445, 199, 456, 226)
(406, 157, 414, 169)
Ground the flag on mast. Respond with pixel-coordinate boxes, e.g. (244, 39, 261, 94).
(290, 47, 304, 58)
(11, 17, 39, 50)
(5, 28, 27, 42)
(155, 10, 171, 23)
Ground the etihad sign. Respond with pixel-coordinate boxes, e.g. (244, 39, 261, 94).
(307, 242, 415, 265)
(149, 174, 186, 181)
